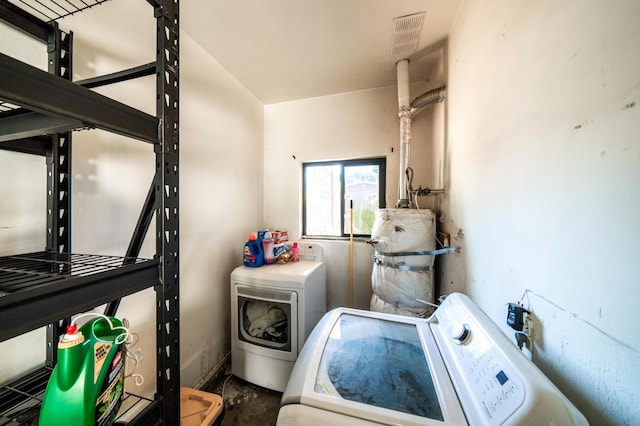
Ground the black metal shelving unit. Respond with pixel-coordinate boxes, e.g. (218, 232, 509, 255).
(0, 0, 180, 424)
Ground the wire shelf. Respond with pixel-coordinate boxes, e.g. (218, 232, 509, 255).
(6, 0, 111, 23)
(0, 252, 154, 296)
(0, 251, 160, 342)
(0, 367, 49, 425)
(0, 367, 154, 425)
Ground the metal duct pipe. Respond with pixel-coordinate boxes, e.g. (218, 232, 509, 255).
(397, 110, 412, 208)
(396, 60, 447, 208)
(410, 85, 446, 118)
(397, 59, 411, 208)
(397, 59, 411, 109)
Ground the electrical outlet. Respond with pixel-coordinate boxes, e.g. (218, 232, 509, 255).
(515, 332, 528, 349)
(522, 316, 533, 336)
(507, 302, 529, 331)
(438, 232, 450, 248)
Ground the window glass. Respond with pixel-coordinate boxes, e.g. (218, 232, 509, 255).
(303, 158, 385, 237)
(344, 164, 381, 235)
(304, 164, 341, 236)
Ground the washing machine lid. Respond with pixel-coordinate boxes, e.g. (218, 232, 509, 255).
(281, 308, 467, 425)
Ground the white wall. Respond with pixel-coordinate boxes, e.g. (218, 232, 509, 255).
(441, 1, 640, 424)
(178, 31, 264, 387)
(0, 0, 264, 397)
(264, 83, 444, 309)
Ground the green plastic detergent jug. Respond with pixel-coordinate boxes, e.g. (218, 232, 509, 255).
(39, 316, 127, 426)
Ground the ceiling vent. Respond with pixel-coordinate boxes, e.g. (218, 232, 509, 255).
(390, 12, 426, 59)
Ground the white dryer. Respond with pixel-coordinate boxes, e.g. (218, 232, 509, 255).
(230, 243, 326, 392)
(278, 293, 587, 425)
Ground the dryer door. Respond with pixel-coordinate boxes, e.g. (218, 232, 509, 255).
(234, 284, 298, 361)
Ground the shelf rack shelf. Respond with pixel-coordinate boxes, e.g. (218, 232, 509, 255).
(0, 366, 158, 426)
(0, 51, 158, 144)
(0, 252, 160, 341)
(0, 0, 180, 424)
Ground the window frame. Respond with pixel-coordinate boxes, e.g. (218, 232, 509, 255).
(302, 157, 386, 238)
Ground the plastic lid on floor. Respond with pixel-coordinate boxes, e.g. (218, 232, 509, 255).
(180, 387, 224, 426)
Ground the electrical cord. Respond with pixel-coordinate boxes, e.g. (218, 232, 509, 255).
(520, 289, 639, 355)
(71, 313, 131, 344)
(70, 313, 144, 385)
(415, 298, 440, 309)
(124, 327, 144, 386)
(220, 374, 233, 403)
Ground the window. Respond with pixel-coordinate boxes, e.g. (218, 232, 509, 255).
(303, 158, 386, 237)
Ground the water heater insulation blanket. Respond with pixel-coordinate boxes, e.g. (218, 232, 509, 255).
(371, 265, 434, 310)
(370, 293, 435, 317)
(369, 209, 436, 313)
(369, 209, 436, 255)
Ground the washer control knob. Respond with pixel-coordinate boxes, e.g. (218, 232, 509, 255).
(451, 322, 471, 344)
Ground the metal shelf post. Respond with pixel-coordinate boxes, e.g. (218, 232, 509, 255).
(153, 0, 181, 423)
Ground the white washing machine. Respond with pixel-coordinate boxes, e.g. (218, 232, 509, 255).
(278, 293, 587, 425)
(230, 242, 326, 392)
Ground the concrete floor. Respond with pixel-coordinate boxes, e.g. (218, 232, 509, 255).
(202, 366, 282, 426)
